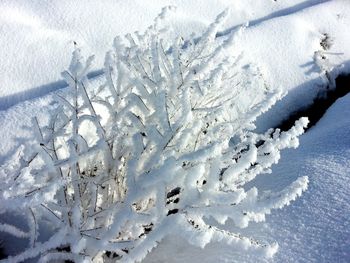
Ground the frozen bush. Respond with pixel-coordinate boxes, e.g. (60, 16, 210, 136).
(0, 7, 308, 263)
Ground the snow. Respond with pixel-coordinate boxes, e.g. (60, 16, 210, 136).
(237, 0, 350, 131)
(1, 0, 350, 262)
(0, 0, 336, 108)
(267, 92, 350, 263)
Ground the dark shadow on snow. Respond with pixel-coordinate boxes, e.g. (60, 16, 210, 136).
(276, 73, 350, 131)
(254, 58, 350, 133)
(0, 69, 104, 111)
(217, 0, 330, 37)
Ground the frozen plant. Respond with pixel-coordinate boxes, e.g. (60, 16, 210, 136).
(0, 7, 309, 263)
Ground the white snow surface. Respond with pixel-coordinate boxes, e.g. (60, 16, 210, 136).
(0, 0, 342, 109)
(1, 0, 350, 262)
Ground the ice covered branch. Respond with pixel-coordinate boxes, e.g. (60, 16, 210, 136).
(0, 7, 308, 263)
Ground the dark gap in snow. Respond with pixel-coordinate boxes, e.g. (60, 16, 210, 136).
(105, 250, 120, 259)
(0, 240, 6, 260)
(166, 187, 181, 199)
(57, 246, 74, 263)
(276, 73, 350, 131)
(167, 209, 179, 216)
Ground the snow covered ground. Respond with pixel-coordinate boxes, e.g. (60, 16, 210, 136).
(1, 0, 350, 262)
(0, 0, 340, 109)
